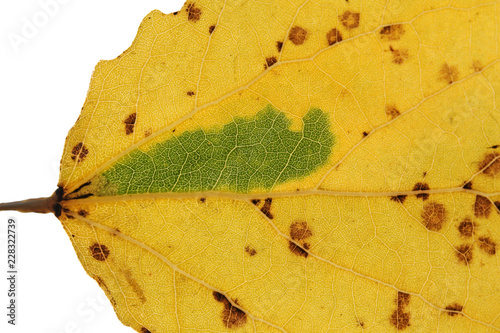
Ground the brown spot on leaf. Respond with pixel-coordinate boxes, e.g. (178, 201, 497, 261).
(251, 199, 260, 205)
(71, 142, 89, 163)
(463, 181, 473, 190)
(458, 219, 475, 238)
(199, 197, 206, 203)
(90, 243, 109, 261)
(478, 236, 496, 255)
(326, 28, 342, 45)
(209, 25, 215, 34)
(421, 202, 446, 231)
(386, 105, 400, 119)
(265, 56, 277, 69)
(444, 303, 463, 316)
(95, 276, 116, 306)
(362, 131, 369, 137)
(78, 210, 88, 217)
(413, 182, 430, 200)
(439, 63, 459, 84)
(124, 113, 137, 135)
(456, 244, 473, 265)
(474, 195, 492, 218)
(380, 24, 405, 40)
(390, 46, 409, 65)
(495, 201, 500, 212)
(339, 11, 360, 29)
(186, 3, 201, 22)
(473, 60, 483, 72)
(212, 291, 247, 328)
(123, 269, 146, 303)
(391, 195, 407, 204)
(276, 41, 283, 52)
(288, 242, 309, 257)
(245, 245, 257, 256)
(187, 91, 195, 96)
(479, 153, 500, 176)
(290, 221, 312, 241)
(141, 328, 151, 333)
(289, 26, 307, 45)
(261, 198, 273, 219)
(391, 292, 411, 330)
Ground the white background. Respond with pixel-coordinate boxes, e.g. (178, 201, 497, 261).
(0, 0, 185, 332)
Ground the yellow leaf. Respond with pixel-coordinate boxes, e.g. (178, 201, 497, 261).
(2, 0, 500, 332)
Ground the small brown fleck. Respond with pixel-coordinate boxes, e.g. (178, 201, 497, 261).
(78, 210, 88, 217)
(380, 24, 405, 40)
(326, 28, 342, 45)
(358, 320, 365, 327)
(421, 202, 446, 231)
(444, 303, 463, 316)
(173, 11, 178, 15)
(290, 221, 312, 241)
(71, 142, 89, 163)
(141, 328, 151, 333)
(458, 219, 475, 238)
(260, 198, 273, 219)
(473, 60, 483, 72)
(479, 153, 500, 176)
(478, 236, 496, 255)
(265, 56, 277, 69)
(495, 201, 500, 212)
(90, 243, 110, 261)
(145, 129, 152, 137)
(186, 3, 201, 22)
(124, 113, 137, 135)
(289, 26, 307, 45)
(391, 195, 407, 204)
(199, 197, 206, 203)
(362, 131, 369, 137)
(390, 46, 409, 65)
(463, 181, 473, 190)
(245, 245, 257, 256)
(251, 199, 260, 205)
(288, 241, 309, 258)
(386, 105, 400, 119)
(187, 91, 195, 96)
(212, 291, 247, 328)
(474, 195, 492, 218)
(413, 182, 430, 200)
(276, 41, 283, 52)
(439, 63, 459, 84)
(339, 11, 360, 29)
(456, 244, 473, 264)
(209, 25, 215, 34)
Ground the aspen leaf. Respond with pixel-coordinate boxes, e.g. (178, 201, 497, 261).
(2, 0, 500, 332)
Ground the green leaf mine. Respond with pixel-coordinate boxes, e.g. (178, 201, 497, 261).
(100, 105, 334, 194)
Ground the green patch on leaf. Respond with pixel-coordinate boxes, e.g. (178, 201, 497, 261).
(100, 105, 334, 194)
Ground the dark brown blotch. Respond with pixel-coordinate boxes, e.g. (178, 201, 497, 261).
(458, 219, 475, 238)
(289, 26, 307, 45)
(71, 142, 89, 163)
(444, 303, 463, 316)
(199, 197, 206, 203)
(495, 201, 500, 212)
(339, 11, 360, 29)
(288, 241, 309, 258)
(260, 198, 273, 219)
(245, 245, 257, 256)
(326, 28, 342, 45)
(478, 236, 496, 255)
(209, 25, 215, 34)
(380, 24, 405, 40)
(186, 3, 202, 22)
(421, 202, 446, 231)
(362, 131, 369, 137)
(187, 91, 195, 96)
(124, 112, 137, 135)
(456, 244, 473, 265)
(390, 46, 409, 65)
(391, 292, 411, 330)
(413, 182, 430, 200)
(90, 243, 110, 261)
(391, 195, 407, 204)
(439, 63, 459, 84)
(397, 292, 410, 310)
(386, 105, 400, 120)
(474, 195, 492, 218)
(78, 209, 88, 217)
(463, 181, 473, 190)
(265, 56, 277, 69)
(251, 199, 260, 205)
(290, 221, 312, 241)
(212, 291, 247, 328)
(276, 41, 283, 52)
(141, 328, 151, 333)
(479, 153, 500, 176)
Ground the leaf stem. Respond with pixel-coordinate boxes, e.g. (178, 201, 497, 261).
(0, 188, 62, 215)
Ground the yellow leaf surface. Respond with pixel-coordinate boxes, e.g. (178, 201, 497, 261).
(56, 0, 500, 332)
